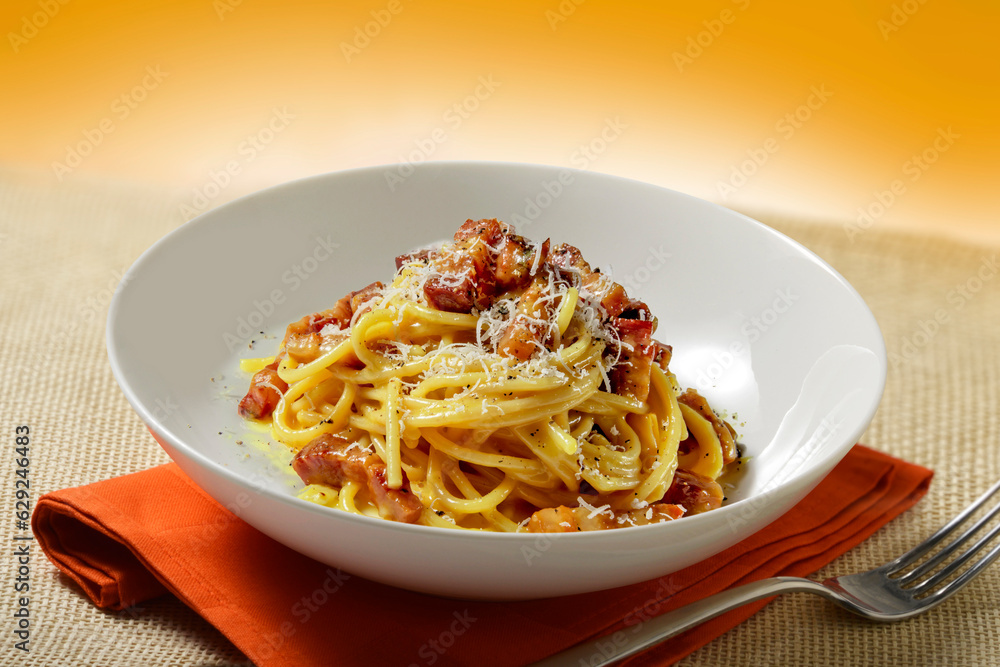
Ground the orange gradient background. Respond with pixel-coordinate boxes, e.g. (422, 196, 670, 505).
(2, 0, 997, 240)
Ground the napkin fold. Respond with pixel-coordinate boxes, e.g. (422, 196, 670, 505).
(32, 445, 932, 667)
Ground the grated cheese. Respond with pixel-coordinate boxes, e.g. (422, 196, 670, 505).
(323, 225, 635, 408)
(577, 496, 614, 520)
(529, 239, 544, 276)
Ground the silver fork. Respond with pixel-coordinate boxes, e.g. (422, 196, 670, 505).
(532, 478, 1000, 667)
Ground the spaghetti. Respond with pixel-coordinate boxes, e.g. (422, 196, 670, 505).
(238, 219, 740, 532)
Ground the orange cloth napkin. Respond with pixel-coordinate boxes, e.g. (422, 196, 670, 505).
(32, 444, 931, 666)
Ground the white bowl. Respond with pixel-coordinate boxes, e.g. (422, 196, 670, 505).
(107, 162, 885, 600)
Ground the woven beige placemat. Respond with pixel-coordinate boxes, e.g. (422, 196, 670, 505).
(1, 167, 997, 666)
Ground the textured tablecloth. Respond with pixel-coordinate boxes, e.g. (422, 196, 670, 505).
(1, 166, 998, 666)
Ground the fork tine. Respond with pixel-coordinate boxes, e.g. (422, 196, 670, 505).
(884, 478, 1000, 575)
(932, 536, 1000, 599)
(896, 490, 1000, 584)
(911, 520, 1000, 596)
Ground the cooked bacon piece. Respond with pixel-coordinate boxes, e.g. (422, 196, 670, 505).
(495, 235, 548, 291)
(618, 298, 653, 321)
(285, 332, 321, 363)
(497, 277, 553, 361)
(422, 219, 551, 313)
(237, 354, 288, 420)
(677, 389, 738, 464)
(548, 242, 586, 272)
(592, 277, 630, 318)
(365, 462, 423, 523)
(423, 232, 495, 313)
(664, 470, 724, 515)
(453, 217, 510, 244)
(527, 506, 587, 532)
(395, 247, 431, 270)
(548, 243, 630, 317)
(642, 503, 686, 523)
(283, 281, 383, 342)
(283, 299, 352, 344)
(525, 502, 684, 532)
(424, 272, 478, 313)
(610, 318, 655, 401)
(349, 280, 384, 314)
(653, 342, 673, 370)
(293, 433, 368, 486)
(292, 434, 423, 523)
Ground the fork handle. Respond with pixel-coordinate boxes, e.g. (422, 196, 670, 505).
(530, 576, 830, 666)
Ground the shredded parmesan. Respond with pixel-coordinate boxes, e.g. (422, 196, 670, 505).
(577, 496, 614, 520)
(529, 239, 544, 276)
